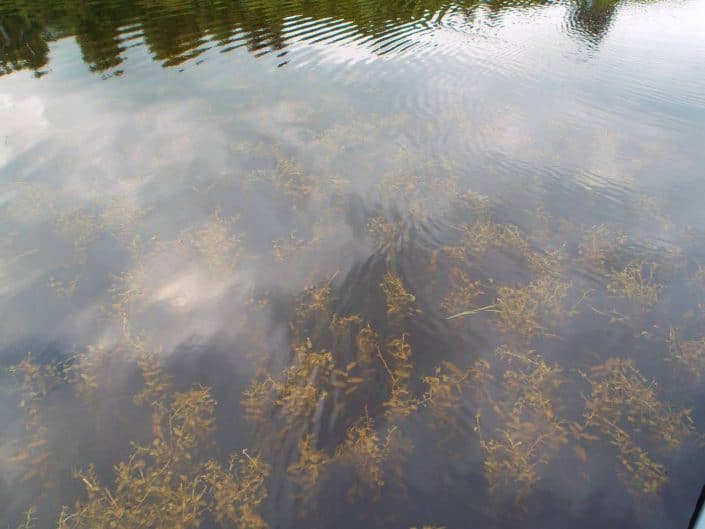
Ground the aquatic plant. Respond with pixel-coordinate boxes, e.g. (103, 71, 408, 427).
(440, 269, 484, 317)
(577, 224, 626, 272)
(3, 182, 55, 222)
(367, 215, 401, 252)
(495, 276, 572, 340)
(606, 262, 662, 308)
(48, 275, 79, 300)
(668, 329, 705, 381)
(445, 220, 529, 264)
(68, 344, 112, 404)
(287, 434, 330, 505)
(478, 347, 568, 500)
(54, 207, 100, 264)
(203, 453, 269, 529)
(56, 357, 268, 529)
(381, 272, 420, 327)
(273, 232, 308, 263)
(16, 507, 37, 529)
(131, 342, 173, 407)
(179, 210, 243, 275)
(109, 260, 150, 336)
(9, 355, 64, 489)
(334, 415, 394, 502)
(375, 333, 418, 423)
(422, 361, 472, 432)
(98, 195, 146, 245)
(580, 358, 694, 497)
(274, 158, 315, 206)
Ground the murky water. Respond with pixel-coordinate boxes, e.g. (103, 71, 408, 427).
(2, 0, 705, 528)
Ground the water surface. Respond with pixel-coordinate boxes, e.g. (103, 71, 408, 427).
(1, 0, 705, 528)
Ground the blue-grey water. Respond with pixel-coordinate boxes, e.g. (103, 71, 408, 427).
(1, 1, 705, 528)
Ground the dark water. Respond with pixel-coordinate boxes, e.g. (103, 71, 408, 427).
(1, 0, 705, 528)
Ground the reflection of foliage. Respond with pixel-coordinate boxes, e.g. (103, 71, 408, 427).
(0, 12, 50, 76)
(0, 0, 626, 77)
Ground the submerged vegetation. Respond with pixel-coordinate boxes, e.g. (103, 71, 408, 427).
(1, 38, 703, 526)
(5, 167, 703, 528)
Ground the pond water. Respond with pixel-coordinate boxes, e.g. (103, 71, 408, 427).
(1, 0, 705, 528)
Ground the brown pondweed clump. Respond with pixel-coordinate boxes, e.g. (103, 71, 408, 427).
(8, 355, 64, 490)
(367, 215, 401, 252)
(606, 262, 662, 308)
(203, 453, 269, 529)
(440, 269, 485, 317)
(271, 339, 334, 430)
(98, 195, 146, 245)
(109, 259, 150, 336)
(290, 282, 333, 341)
(287, 434, 331, 506)
(131, 342, 173, 407)
(178, 210, 243, 275)
(495, 276, 573, 340)
(693, 265, 705, 291)
(273, 232, 308, 264)
(243, 277, 397, 448)
(273, 158, 315, 206)
(422, 361, 472, 433)
(54, 207, 100, 265)
(444, 219, 530, 265)
(577, 224, 626, 273)
(525, 246, 569, 277)
(3, 182, 55, 222)
(242, 372, 279, 425)
(48, 274, 79, 300)
(16, 507, 38, 529)
(379, 334, 419, 422)
(668, 329, 705, 381)
(477, 347, 568, 500)
(580, 358, 695, 497)
(381, 272, 420, 327)
(55, 357, 269, 529)
(334, 415, 394, 503)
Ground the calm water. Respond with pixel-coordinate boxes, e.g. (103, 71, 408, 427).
(2, 0, 705, 528)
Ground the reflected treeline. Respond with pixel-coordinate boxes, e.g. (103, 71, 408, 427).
(1, 0, 622, 76)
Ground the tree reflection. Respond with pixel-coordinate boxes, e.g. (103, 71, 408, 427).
(0, 0, 629, 77)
